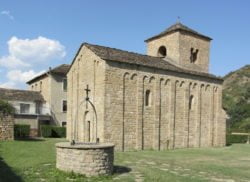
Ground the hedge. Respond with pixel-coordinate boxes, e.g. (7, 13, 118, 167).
(226, 134, 248, 145)
(41, 125, 66, 138)
(226, 129, 249, 145)
(14, 124, 30, 138)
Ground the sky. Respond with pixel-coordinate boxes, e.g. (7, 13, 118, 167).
(0, 0, 249, 89)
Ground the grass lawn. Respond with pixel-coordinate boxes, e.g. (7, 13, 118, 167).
(0, 139, 250, 182)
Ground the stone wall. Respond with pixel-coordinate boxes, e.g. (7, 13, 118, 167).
(56, 142, 114, 176)
(103, 60, 226, 151)
(0, 113, 14, 141)
(67, 46, 105, 143)
(67, 45, 226, 151)
(146, 31, 210, 73)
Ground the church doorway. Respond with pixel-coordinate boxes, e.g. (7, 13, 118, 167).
(87, 120, 91, 142)
(84, 111, 94, 143)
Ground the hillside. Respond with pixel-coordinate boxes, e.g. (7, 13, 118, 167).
(222, 65, 250, 130)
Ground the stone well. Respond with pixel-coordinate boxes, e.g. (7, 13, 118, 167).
(56, 142, 114, 176)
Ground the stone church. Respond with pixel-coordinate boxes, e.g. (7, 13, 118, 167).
(67, 23, 226, 151)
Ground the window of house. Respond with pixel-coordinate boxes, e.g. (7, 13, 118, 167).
(31, 85, 34, 90)
(62, 100, 67, 112)
(35, 84, 37, 91)
(62, 121, 67, 127)
(20, 103, 30, 114)
(189, 95, 194, 110)
(190, 48, 199, 63)
(157, 46, 167, 58)
(63, 78, 67, 91)
(145, 90, 151, 107)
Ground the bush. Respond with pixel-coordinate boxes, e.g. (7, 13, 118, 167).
(226, 134, 248, 145)
(40, 125, 52, 137)
(14, 124, 30, 138)
(41, 125, 66, 138)
(0, 100, 15, 115)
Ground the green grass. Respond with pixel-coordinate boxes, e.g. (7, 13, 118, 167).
(1, 139, 250, 181)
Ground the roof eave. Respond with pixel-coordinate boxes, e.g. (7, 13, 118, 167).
(145, 29, 212, 43)
(26, 72, 48, 84)
(103, 58, 223, 82)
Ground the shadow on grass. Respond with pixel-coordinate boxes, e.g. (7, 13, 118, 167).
(113, 165, 131, 174)
(0, 156, 23, 182)
(14, 137, 45, 142)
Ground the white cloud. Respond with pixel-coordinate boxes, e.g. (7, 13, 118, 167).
(7, 69, 46, 83)
(8, 36, 66, 63)
(0, 36, 66, 69)
(0, 55, 30, 68)
(0, 36, 66, 89)
(1, 10, 14, 20)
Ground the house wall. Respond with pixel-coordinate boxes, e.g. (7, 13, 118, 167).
(29, 76, 51, 114)
(50, 74, 67, 126)
(28, 72, 67, 126)
(9, 100, 37, 115)
(103, 60, 226, 151)
(67, 47, 106, 143)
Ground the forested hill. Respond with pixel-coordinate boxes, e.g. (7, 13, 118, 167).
(222, 65, 250, 130)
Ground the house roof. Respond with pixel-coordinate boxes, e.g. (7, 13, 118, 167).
(0, 88, 45, 102)
(83, 43, 222, 81)
(145, 22, 212, 42)
(27, 64, 70, 84)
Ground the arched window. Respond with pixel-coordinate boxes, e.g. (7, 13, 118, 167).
(190, 48, 199, 63)
(158, 46, 167, 58)
(145, 90, 151, 106)
(189, 95, 194, 110)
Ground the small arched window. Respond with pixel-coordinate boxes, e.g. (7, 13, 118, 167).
(145, 90, 151, 107)
(189, 95, 194, 110)
(190, 48, 199, 63)
(158, 46, 167, 58)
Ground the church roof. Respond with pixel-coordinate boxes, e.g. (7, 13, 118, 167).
(27, 64, 70, 84)
(0, 88, 44, 102)
(145, 22, 212, 42)
(83, 43, 222, 81)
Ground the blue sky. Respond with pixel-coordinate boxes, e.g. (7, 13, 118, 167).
(0, 0, 249, 89)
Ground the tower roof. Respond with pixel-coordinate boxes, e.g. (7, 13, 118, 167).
(145, 22, 212, 42)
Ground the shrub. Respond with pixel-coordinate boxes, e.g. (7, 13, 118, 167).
(41, 125, 66, 138)
(52, 126, 66, 138)
(226, 134, 248, 145)
(40, 125, 52, 137)
(14, 124, 30, 138)
(0, 100, 15, 115)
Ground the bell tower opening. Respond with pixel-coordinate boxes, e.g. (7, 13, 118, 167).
(157, 46, 167, 58)
(190, 48, 199, 63)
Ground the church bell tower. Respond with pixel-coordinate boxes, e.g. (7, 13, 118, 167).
(145, 23, 212, 73)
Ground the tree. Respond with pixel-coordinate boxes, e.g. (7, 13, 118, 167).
(0, 100, 15, 115)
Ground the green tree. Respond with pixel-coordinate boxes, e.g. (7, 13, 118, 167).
(0, 100, 15, 115)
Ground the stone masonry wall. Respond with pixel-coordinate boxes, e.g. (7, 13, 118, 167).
(56, 143, 114, 176)
(0, 113, 14, 141)
(67, 46, 226, 151)
(146, 31, 210, 73)
(104, 60, 225, 151)
(67, 46, 105, 143)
